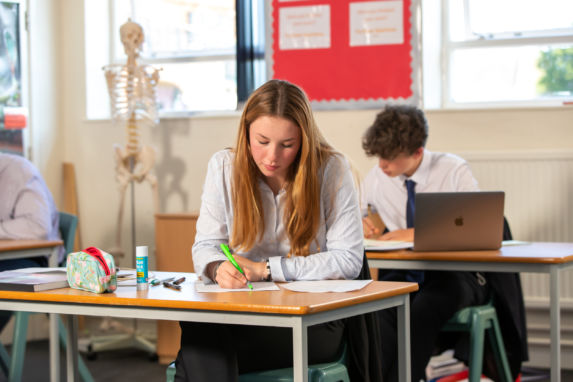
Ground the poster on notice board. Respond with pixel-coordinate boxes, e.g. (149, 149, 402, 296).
(267, 0, 421, 109)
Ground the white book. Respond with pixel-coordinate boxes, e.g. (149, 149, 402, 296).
(0, 268, 69, 292)
(364, 239, 413, 251)
(426, 361, 467, 380)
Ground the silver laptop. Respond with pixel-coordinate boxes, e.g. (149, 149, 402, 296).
(413, 191, 505, 251)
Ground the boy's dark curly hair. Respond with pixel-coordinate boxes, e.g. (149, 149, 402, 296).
(362, 105, 428, 159)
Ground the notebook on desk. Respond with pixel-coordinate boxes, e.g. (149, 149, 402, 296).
(413, 191, 505, 251)
(0, 268, 69, 292)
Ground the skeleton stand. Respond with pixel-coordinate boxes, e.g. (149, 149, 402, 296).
(85, 119, 157, 359)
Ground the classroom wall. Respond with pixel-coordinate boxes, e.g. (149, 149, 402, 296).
(19, 0, 573, 368)
(49, 0, 573, 265)
(26, 0, 62, 201)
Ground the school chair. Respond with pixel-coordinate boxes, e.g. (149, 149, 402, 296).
(441, 299, 512, 382)
(165, 341, 349, 382)
(0, 212, 95, 382)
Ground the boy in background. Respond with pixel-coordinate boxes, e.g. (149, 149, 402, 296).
(360, 105, 491, 382)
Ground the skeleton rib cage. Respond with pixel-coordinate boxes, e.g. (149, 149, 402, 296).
(104, 64, 159, 156)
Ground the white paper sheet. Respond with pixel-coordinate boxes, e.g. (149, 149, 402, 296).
(364, 239, 413, 251)
(195, 281, 280, 293)
(279, 5, 331, 50)
(117, 269, 137, 278)
(280, 280, 373, 293)
(502, 240, 529, 246)
(349, 1, 404, 47)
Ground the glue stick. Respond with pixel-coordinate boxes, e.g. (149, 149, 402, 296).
(136, 246, 149, 291)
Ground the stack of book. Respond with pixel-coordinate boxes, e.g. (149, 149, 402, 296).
(0, 268, 69, 291)
(426, 349, 497, 381)
(426, 349, 468, 381)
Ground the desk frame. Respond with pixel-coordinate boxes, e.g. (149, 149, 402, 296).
(368, 254, 573, 382)
(0, 288, 411, 382)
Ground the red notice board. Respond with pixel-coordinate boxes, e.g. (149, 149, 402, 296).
(268, 0, 420, 108)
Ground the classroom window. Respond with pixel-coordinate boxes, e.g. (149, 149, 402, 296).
(423, 0, 573, 108)
(85, 0, 265, 119)
(0, 0, 27, 156)
(113, 0, 237, 114)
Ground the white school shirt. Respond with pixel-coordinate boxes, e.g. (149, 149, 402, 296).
(0, 153, 63, 263)
(192, 150, 364, 283)
(360, 149, 479, 232)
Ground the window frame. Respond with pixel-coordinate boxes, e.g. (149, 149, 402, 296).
(100, 0, 264, 119)
(423, 0, 573, 110)
(0, 0, 29, 156)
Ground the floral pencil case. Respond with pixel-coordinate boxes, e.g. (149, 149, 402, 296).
(66, 247, 117, 293)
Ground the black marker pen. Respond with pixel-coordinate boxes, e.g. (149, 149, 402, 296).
(163, 281, 181, 291)
(173, 277, 186, 285)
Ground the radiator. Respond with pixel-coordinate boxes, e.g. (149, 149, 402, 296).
(463, 150, 573, 308)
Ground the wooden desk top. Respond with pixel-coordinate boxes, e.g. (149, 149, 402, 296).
(0, 272, 418, 316)
(367, 242, 573, 264)
(0, 239, 63, 252)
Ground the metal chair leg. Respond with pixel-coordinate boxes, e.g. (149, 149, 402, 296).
(0, 341, 10, 376)
(489, 313, 513, 382)
(468, 311, 485, 382)
(9, 312, 30, 382)
(58, 317, 95, 382)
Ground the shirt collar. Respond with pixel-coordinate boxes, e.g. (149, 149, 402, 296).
(257, 176, 287, 196)
(399, 149, 431, 187)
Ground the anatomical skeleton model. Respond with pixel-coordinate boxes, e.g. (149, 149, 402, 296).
(104, 19, 160, 260)
(86, 19, 160, 357)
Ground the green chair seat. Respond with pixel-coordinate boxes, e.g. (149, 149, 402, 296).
(441, 300, 513, 382)
(166, 342, 349, 382)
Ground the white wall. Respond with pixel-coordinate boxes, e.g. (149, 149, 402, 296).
(27, 0, 61, 198)
(21, 0, 573, 366)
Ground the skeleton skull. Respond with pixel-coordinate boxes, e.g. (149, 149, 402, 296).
(120, 19, 144, 59)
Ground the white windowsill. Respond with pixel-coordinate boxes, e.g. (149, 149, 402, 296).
(84, 109, 243, 123)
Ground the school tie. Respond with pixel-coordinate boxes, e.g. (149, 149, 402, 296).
(405, 179, 424, 284)
(405, 179, 416, 228)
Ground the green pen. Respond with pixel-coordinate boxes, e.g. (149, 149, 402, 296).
(220, 243, 253, 290)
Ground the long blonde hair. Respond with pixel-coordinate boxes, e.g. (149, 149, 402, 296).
(231, 79, 334, 257)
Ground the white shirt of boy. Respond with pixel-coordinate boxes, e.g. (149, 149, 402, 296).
(360, 149, 479, 232)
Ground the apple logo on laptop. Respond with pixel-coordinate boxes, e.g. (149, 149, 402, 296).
(454, 216, 464, 226)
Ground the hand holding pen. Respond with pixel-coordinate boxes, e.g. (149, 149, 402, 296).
(219, 244, 253, 290)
